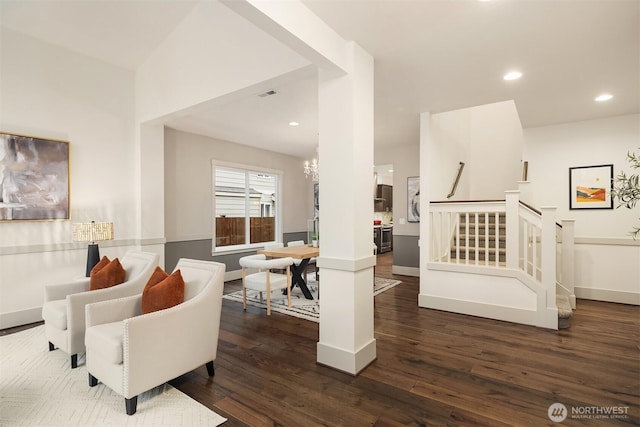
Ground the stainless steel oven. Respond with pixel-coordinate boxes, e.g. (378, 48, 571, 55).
(380, 226, 392, 253)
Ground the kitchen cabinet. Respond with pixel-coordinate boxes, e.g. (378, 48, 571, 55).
(374, 184, 393, 212)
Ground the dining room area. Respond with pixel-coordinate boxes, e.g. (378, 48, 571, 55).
(222, 242, 402, 323)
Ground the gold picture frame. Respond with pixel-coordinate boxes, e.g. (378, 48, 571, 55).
(0, 132, 70, 220)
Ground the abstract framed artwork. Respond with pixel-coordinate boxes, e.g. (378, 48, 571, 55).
(0, 132, 70, 220)
(569, 164, 613, 210)
(407, 176, 420, 222)
(313, 183, 319, 220)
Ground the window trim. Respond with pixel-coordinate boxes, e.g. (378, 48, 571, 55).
(211, 160, 283, 254)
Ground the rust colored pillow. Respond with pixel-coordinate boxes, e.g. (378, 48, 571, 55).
(90, 256, 110, 276)
(141, 267, 185, 314)
(90, 257, 126, 291)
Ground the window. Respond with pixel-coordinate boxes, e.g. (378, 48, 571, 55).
(212, 162, 281, 252)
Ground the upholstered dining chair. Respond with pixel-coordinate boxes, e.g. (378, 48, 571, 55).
(239, 254, 294, 315)
(84, 259, 225, 415)
(41, 250, 159, 368)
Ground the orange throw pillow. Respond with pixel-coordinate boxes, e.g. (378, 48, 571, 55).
(90, 256, 110, 276)
(141, 267, 185, 314)
(90, 257, 126, 291)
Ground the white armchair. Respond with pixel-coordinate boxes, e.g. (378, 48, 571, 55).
(41, 250, 159, 368)
(84, 259, 225, 415)
(239, 254, 293, 315)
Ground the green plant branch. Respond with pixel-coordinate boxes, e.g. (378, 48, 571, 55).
(612, 148, 640, 239)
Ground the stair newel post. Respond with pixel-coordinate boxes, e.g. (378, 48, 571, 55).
(541, 207, 557, 309)
(504, 190, 520, 269)
(561, 219, 576, 309)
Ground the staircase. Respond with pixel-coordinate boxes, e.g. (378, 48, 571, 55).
(556, 294, 573, 329)
(451, 212, 506, 263)
(431, 197, 575, 330)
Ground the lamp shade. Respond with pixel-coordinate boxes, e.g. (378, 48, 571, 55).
(72, 221, 114, 243)
(72, 221, 114, 277)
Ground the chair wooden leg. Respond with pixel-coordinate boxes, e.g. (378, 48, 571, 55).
(71, 354, 78, 369)
(125, 396, 138, 415)
(242, 286, 247, 310)
(88, 373, 98, 387)
(48, 342, 55, 351)
(206, 361, 215, 377)
(266, 294, 271, 315)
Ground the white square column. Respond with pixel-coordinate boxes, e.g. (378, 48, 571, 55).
(316, 42, 376, 375)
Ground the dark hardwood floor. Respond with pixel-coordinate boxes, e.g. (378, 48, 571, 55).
(172, 252, 639, 426)
(4, 252, 639, 425)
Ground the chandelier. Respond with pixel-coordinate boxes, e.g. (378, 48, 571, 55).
(304, 147, 319, 181)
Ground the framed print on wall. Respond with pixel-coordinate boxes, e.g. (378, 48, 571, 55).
(313, 183, 319, 219)
(0, 132, 70, 220)
(569, 164, 613, 210)
(407, 176, 420, 222)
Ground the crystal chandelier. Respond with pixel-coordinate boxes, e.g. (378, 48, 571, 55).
(304, 147, 319, 181)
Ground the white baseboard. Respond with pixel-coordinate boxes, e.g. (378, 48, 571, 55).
(391, 266, 419, 277)
(418, 293, 557, 330)
(0, 307, 42, 330)
(575, 287, 640, 305)
(225, 269, 243, 282)
(317, 338, 377, 375)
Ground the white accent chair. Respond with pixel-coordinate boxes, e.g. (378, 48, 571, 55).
(84, 259, 225, 415)
(239, 254, 293, 315)
(41, 251, 159, 368)
(264, 242, 284, 250)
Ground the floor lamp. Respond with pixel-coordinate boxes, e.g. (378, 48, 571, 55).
(72, 221, 114, 277)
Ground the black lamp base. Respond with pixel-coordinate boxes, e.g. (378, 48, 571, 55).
(85, 244, 100, 277)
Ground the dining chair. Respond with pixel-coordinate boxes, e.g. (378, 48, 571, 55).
(373, 242, 378, 278)
(239, 254, 294, 315)
(263, 242, 285, 273)
(264, 242, 284, 249)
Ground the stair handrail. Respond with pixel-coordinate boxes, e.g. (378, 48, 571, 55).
(446, 162, 465, 198)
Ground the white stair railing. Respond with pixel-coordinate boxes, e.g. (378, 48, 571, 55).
(429, 201, 505, 266)
(429, 190, 575, 327)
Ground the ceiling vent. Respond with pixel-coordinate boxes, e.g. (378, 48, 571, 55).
(258, 89, 278, 98)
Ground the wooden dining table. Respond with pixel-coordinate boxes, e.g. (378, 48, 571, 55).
(257, 245, 319, 300)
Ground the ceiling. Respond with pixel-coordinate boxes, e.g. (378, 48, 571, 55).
(1, 0, 638, 159)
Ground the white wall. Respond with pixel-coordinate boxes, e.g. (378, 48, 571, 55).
(430, 100, 524, 200)
(135, 0, 310, 123)
(164, 127, 311, 243)
(523, 114, 640, 303)
(375, 144, 419, 235)
(0, 29, 159, 328)
(133, 0, 313, 254)
(523, 114, 639, 238)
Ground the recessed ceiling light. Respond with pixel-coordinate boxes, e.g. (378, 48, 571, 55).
(595, 94, 613, 102)
(503, 71, 523, 81)
(289, 121, 300, 127)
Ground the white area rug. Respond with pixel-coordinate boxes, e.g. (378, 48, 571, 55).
(223, 274, 402, 322)
(0, 325, 227, 426)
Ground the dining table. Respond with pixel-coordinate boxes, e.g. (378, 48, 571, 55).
(257, 245, 319, 300)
